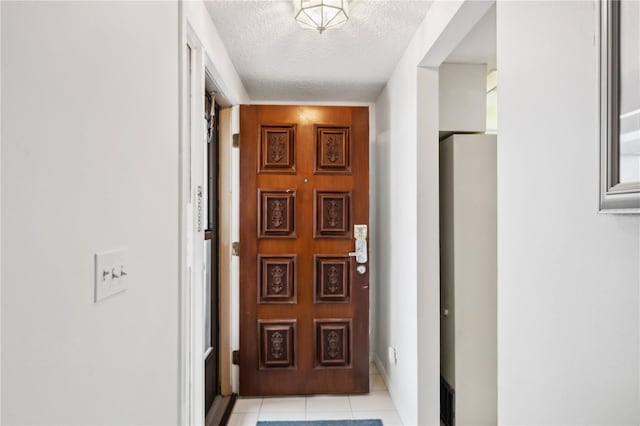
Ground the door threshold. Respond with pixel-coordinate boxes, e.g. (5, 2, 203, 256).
(205, 393, 237, 426)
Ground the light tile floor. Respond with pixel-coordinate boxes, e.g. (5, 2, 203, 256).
(228, 363, 403, 426)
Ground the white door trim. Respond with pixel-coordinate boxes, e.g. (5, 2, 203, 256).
(179, 20, 207, 426)
(179, 12, 239, 423)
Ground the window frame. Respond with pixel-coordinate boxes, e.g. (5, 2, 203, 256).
(599, 0, 640, 213)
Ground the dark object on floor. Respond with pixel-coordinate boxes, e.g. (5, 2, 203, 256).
(208, 393, 236, 426)
(440, 375, 455, 426)
(257, 420, 383, 426)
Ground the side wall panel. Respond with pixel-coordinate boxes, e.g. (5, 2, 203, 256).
(2, 3, 180, 424)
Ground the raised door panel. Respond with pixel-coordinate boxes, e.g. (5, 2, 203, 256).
(258, 320, 296, 369)
(258, 255, 297, 304)
(258, 190, 296, 239)
(315, 126, 351, 174)
(259, 125, 296, 174)
(314, 255, 351, 303)
(314, 190, 351, 239)
(315, 320, 351, 368)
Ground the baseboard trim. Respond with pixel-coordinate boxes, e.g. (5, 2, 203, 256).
(372, 352, 390, 389)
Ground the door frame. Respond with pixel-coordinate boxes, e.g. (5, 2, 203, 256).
(414, 3, 495, 424)
(178, 21, 379, 424)
(179, 23, 206, 426)
(179, 18, 236, 426)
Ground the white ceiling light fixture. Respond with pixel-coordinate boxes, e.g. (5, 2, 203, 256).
(293, 0, 349, 34)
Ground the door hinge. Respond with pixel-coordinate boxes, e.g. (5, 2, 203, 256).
(232, 241, 240, 256)
(232, 350, 240, 365)
(232, 133, 240, 148)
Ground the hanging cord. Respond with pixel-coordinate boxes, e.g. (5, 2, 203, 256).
(205, 93, 214, 144)
(209, 94, 216, 144)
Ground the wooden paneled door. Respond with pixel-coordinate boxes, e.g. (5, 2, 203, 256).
(239, 105, 370, 395)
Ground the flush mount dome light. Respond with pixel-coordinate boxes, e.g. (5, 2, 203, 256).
(293, 0, 349, 34)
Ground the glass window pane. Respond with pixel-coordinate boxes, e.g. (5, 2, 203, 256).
(619, 1, 640, 183)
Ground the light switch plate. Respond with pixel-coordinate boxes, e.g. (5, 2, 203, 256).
(94, 248, 128, 302)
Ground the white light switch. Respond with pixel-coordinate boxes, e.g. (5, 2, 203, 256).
(94, 248, 128, 302)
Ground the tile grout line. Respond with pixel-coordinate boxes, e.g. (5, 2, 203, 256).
(255, 397, 261, 421)
(351, 393, 357, 420)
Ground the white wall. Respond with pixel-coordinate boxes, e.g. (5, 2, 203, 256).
(439, 63, 487, 133)
(374, 59, 420, 426)
(0, 2, 3, 421)
(2, 2, 180, 424)
(416, 67, 441, 426)
(497, 2, 640, 424)
(374, 2, 492, 424)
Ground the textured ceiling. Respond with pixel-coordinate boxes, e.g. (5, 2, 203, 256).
(204, 0, 432, 102)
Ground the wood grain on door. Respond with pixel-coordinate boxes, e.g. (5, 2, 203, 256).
(239, 105, 370, 395)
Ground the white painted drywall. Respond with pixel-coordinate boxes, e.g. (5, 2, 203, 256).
(374, 2, 493, 424)
(374, 60, 419, 426)
(497, 2, 640, 424)
(419, 1, 495, 68)
(439, 63, 487, 133)
(416, 67, 441, 426)
(2, 2, 180, 424)
(0, 2, 3, 422)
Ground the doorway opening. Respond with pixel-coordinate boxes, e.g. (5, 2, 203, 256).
(437, 5, 497, 426)
(181, 26, 238, 425)
(202, 73, 237, 425)
(203, 91, 222, 422)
